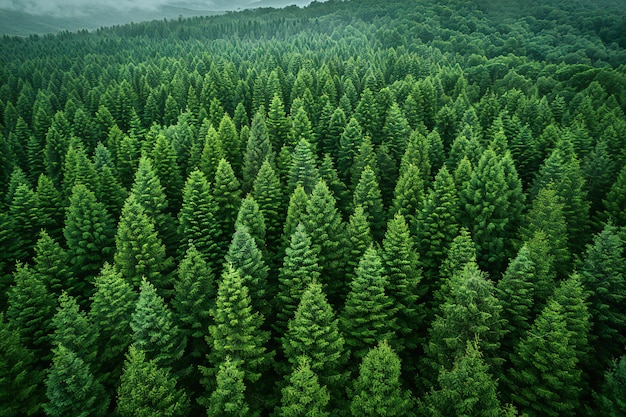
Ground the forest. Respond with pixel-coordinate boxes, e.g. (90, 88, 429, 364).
(1, 0, 626, 415)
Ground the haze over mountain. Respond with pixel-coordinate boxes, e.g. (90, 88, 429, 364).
(0, 0, 315, 35)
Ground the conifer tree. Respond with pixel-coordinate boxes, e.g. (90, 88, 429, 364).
(304, 180, 346, 304)
(6, 263, 56, 364)
(596, 355, 626, 417)
(252, 159, 284, 255)
(51, 292, 98, 365)
(318, 153, 351, 216)
(382, 101, 411, 163)
(202, 356, 251, 417)
(382, 213, 425, 354)
(212, 158, 242, 252)
(275, 223, 321, 337)
(341, 246, 396, 362)
(350, 135, 377, 189)
(437, 227, 477, 302)
(278, 356, 330, 417)
(283, 185, 309, 252)
(242, 110, 274, 192)
(267, 94, 292, 151)
(391, 163, 424, 227)
(0, 313, 44, 417)
(427, 263, 506, 375)
(288, 138, 320, 194)
(131, 279, 185, 370)
(152, 133, 184, 212)
(44, 344, 109, 417)
(353, 166, 385, 241)
(6, 183, 41, 263)
(420, 341, 503, 417)
(178, 169, 221, 273)
(63, 184, 115, 298)
(32, 230, 72, 295)
(115, 193, 173, 290)
(35, 173, 64, 239)
(323, 107, 346, 159)
(204, 264, 272, 386)
(282, 282, 348, 401)
(344, 205, 373, 286)
(234, 196, 267, 255)
(603, 164, 626, 227)
(507, 300, 581, 417)
(350, 340, 413, 417)
(200, 125, 225, 184)
(89, 264, 137, 391)
(61, 144, 99, 196)
(117, 346, 190, 417)
(338, 117, 364, 184)
(400, 130, 431, 184)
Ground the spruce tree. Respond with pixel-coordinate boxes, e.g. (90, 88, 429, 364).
(275, 223, 321, 337)
(63, 184, 115, 299)
(318, 153, 351, 216)
(130, 278, 185, 370)
(338, 117, 364, 185)
(350, 135, 377, 190)
(35, 173, 64, 239)
(288, 138, 320, 194)
(344, 205, 374, 286)
(437, 227, 477, 303)
(234, 196, 267, 255)
(282, 185, 309, 252)
(267, 94, 292, 152)
(117, 346, 190, 417)
(283, 282, 348, 409)
(88, 264, 137, 392)
(391, 163, 424, 227)
(212, 158, 242, 254)
(252, 159, 284, 256)
(596, 355, 626, 417)
(242, 110, 274, 192)
(44, 344, 109, 417)
(353, 166, 385, 241)
(341, 246, 396, 362)
(200, 125, 225, 181)
(6, 183, 41, 263)
(278, 356, 330, 417)
(350, 340, 413, 417)
(51, 291, 98, 365)
(202, 356, 251, 417)
(32, 230, 72, 295)
(603, 164, 626, 227)
(151, 133, 184, 212)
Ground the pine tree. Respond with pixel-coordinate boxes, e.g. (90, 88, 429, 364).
(0, 313, 44, 417)
(304, 180, 346, 304)
(242, 110, 274, 192)
(63, 184, 115, 299)
(278, 356, 330, 417)
(200, 125, 225, 184)
(178, 169, 221, 274)
(117, 346, 190, 417)
(350, 340, 413, 417)
(267, 94, 292, 151)
(51, 292, 98, 365)
(35, 173, 64, 239)
(338, 117, 364, 185)
(32, 230, 72, 295)
(350, 135, 377, 190)
(288, 138, 320, 194)
(341, 246, 396, 362)
(202, 356, 251, 417)
(344, 205, 374, 286)
(44, 344, 109, 417)
(152, 133, 184, 212)
(427, 263, 506, 376)
(282, 282, 348, 401)
(382, 101, 411, 163)
(420, 341, 503, 417)
(400, 130, 431, 184)
(6, 263, 56, 364)
(204, 264, 272, 386)
(580, 223, 626, 377)
(234, 196, 267, 255)
(131, 279, 185, 370)
(252, 159, 284, 257)
(507, 300, 581, 417)
(596, 355, 626, 416)
(603, 164, 626, 227)
(212, 158, 242, 254)
(381, 213, 425, 354)
(275, 223, 321, 337)
(283, 185, 309, 252)
(88, 264, 137, 391)
(353, 166, 385, 240)
(6, 183, 41, 263)
(391, 163, 424, 227)
(437, 227, 477, 303)
(115, 193, 173, 290)
(318, 153, 351, 216)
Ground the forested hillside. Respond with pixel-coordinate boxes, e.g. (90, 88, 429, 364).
(1, 0, 626, 415)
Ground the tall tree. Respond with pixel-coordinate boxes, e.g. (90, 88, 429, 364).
(51, 291, 98, 365)
(201, 356, 251, 417)
(288, 138, 320, 194)
(596, 354, 626, 417)
(391, 163, 424, 227)
(350, 340, 413, 417)
(32, 230, 72, 295)
(278, 356, 330, 417)
(242, 110, 274, 193)
(117, 346, 190, 417)
(352, 166, 385, 241)
(212, 158, 242, 254)
(252, 159, 284, 257)
(151, 133, 184, 212)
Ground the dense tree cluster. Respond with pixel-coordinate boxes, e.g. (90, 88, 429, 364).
(1, 0, 626, 415)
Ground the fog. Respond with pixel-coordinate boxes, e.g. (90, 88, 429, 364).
(0, 0, 314, 17)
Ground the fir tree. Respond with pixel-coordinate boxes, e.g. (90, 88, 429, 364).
(44, 344, 109, 417)
(391, 163, 424, 227)
(344, 205, 374, 286)
(51, 291, 98, 365)
(437, 227, 477, 303)
(6, 183, 41, 263)
(130, 279, 185, 370)
(242, 110, 274, 193)
(350, 135, 377, 190)
(288, 138, 320, 194)
(234, 196, 267, 256)
(350, 340, 413, 417)
(338, 117, 364, 185)
(117, 346, 190, 417)
(35, 173, 64, 239)
(212, 158, 242, 254)
(596, 355, 626, 417)
(352, 166, 385, 240)
(282, 185, 309, 252)
(341, 246, 396, 362)
(202, 356, 251, 417)
(32, 230, 72, 295)
(267, 94, 292, 152)
(252, 159, 284, 257)
(318, 154, 351, 216)
(278, 356, 330, 417)
(152, 133, 184, 212)
(603, 164, 626, 227)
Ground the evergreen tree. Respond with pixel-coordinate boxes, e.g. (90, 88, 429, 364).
(282, 282, 348, 403)
(507, 300, 581, 417)
(275, 223, 321, 337)
(283, 185, 309, 252)
(344, 205, 373, 286)
(350, 340, 413, 417)
(178, 169, 221, 274)
(89, 264, 137, 391)
(152, 133, 184, 212)
(117, 346, 190, 417)
(288, 138, 320, 194)
(596, 355, 626, 417)
(35, 173, 64, 239)
(212, 158, 242, 254)
(252, 159, 284, 256)
(0, 313, 44, 417)
(114, 194, 173, 293)
(63, 184, 115, 299)
(204, 264, 272, 386)
(278, 356, 330, 417)
(51, 291, 98, 365)
(341, 246, 396, 362)
(202, 356, 251, 417)
(353, 166, 385, 240)
(200, 125, 225, 184)
(338, 117, 364, 185)
(234, 195, 267, 255)
(420, 341, 503, 417)
(130, 278, 185, 370)
(6, 183, 41, 263)
(267, 94, 292, 151)
(400, 130, 431, 185)
(603, 164, 626, 227)
(437, 227, 477, 302)
(318, 153, 351, 216)
(350, 135, 377, 190)
(391, 163, 424, 227)
(44, 344, 109, 417)
(242, 110, 274, 193)
(32, 230, 72, 295)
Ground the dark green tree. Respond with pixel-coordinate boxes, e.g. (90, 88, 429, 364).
(338, 117, 364, 185)
(278, 356, 330, 417)
(35, 174, 64, 239)
(596, 355, 626, 417)
(242, 110, 274, 193)
(44, 344, 109, 417)
(350, 135, 377, 190)
(344, 205, 373, 286)
(353, 166, 385, 241)
(212, 158, 242, 254)
(437, 227, 477, 303)
(201, 356, 251, 417)
(267, 94, 292, 151)
(51, 291, 97, 365)
(603, 164, 626, 227)
(341, 246, 396, 362)
(288, 138, 320, 194)
(6, 183, 41, 263)
(117, 346, 190, 417)
(391, 163, 424, 227)
(350, 340, 413, 417)
(32, 230, 72, 295)
(252, 159, 284, 256)
(282, 185, 309, 252)
(152, 133, 184, 212)
(234, 195, 267, 256)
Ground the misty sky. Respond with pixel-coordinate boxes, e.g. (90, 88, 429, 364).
(0, 0, 314, 16)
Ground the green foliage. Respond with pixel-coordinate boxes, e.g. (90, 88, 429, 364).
(252, 159, 284, 254)
(288, 138, 320, 195)
(596, 355, 626, 417)
(202, 356, 251, 417)
(117, 346, 190, 417)
(32, 230, 72, 295)
(352, 166, 385, 240)
(51, 291, 98, 365)
(278, 356, 330, 417)
(350, 340, 413, 417)
(242, 110, 274, 193)
(212, 158, 242, 253)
